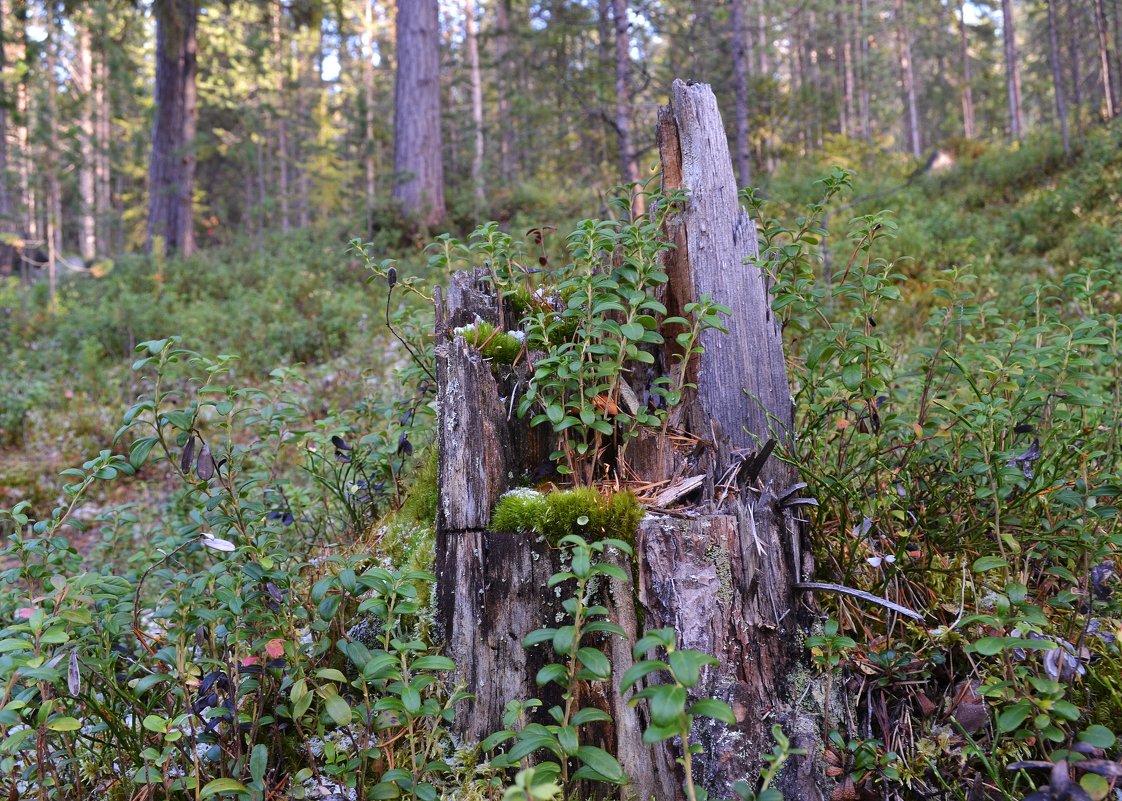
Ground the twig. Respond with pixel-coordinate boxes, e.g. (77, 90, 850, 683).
(794, 582, 925, 621)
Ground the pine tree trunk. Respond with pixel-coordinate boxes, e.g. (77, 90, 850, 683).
(272, 1, 291, 233)
(1068, 0, 1085, 133)
(95, 7, 112, 255)
(362, 0, 378, 213)
(957, 0, 976, 139)
(44, 1, 61, 299)
(858, 0, 871, 141)
(465, 0, 485, 209)
(729, 0, 752, 187)
(392, 0, 445, 227)
(77, 19, 97, 262)
(1002, 0, 1024, 139)
(612, 0, 641, 212)
(1094, 0, 1117, 117)
(493, 0, 514, 183)
(147, 0, 198, 257)
(1047, 0, 1071, 155)
(0, 0, 13, 273)
(894, 0, 921, 157)
(434, 80, 824, 801)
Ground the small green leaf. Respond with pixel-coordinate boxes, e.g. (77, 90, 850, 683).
(324, 695, 352, 726)
(996, 702, 1030, 732)
(46, 717, 81, 732)
(688, 698, 736, 725)
(1079, 725, 1117, 749)
(200, 778, 250, 798)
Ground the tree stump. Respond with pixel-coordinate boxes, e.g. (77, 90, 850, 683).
(434, 81, 824, 801)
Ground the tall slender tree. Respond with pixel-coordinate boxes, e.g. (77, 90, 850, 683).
(956, 0, 975, 139)
(147, 0, 199, 256)
(1046, 0, 1070, 154)
(894, 0, 921, 157)
(465, 0, 485, 209)
(729, 0, 751, 186)
(612, 0, 640, 208)
(392, 0, 444, 226)
(1002, 0, 1024, 139)
(0, 0, 13, 271)
(1093, 0, 1117, 117)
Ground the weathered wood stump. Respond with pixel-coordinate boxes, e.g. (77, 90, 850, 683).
(434, 80, 823, 801)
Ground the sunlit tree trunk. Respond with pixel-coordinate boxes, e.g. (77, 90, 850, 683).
(95, 4, 112, 254)
(147, 0, 198, 257)
(730, 0, 751, 187)
(392, 0, 445, 226)
(77, 18, 97, 261)
(465, 0, 485, 209)
(1046, 0, 1070, 155)
(956, 0, 975, 139)
(1002, 0, 1024, 139)
(894, 0, 921, 157)
(45, 0, 62, 295)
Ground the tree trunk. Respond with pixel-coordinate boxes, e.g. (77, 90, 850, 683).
(77, 19, 97, 261)
(1002, 0, 1024, 139)
(894, 0, 921, 157)
(1068, 0, 1085, 133)
(729, 0, 752, 187)
(839, 0, 855, 139)
(362, 0, 377, 213)
(1047, 0, 1071, 155)
(272, 1, 291, 233)
(95, 5, 112, 255)
(612, 0, 641, 212)
(465, 0, 485, 210)
(1094, 0, 1117, 117)
(493, 0, 514, 183)
(434, 80, 823, 801)
(44, 0, 61, 299)
(0, 0, 13, 273)
(956, 0, 976, 139)
(147, 0, 198, 257)
(858, 0, 871, 142)
(392, 0, 445, 227)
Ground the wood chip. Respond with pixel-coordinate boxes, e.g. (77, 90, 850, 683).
(652, 474, 705, 507)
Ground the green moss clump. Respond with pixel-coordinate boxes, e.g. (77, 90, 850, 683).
(454, 320, 524, 365)
(490, 487, 642, 546)
(399, 446, 439, 525)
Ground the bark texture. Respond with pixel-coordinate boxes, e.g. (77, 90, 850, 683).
(392, 0, 445, 227)
(1002, 0, 1025, 139)
(147, 0, 198, 257)
(435, 81, 823, 801)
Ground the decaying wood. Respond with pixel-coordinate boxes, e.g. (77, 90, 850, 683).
(434, 82, 823, 801)
(434, 270, 558, 740)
